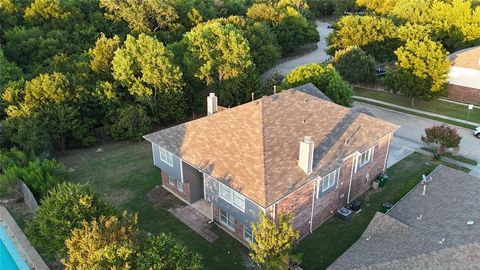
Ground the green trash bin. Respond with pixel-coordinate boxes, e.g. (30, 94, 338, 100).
(377, 173, 388, 188)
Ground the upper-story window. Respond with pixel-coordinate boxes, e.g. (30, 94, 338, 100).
(358, 147, 374, 169)
(316, 167, 341, 198)
(159, 146, 173, 166)
(219, 182, 245, 212)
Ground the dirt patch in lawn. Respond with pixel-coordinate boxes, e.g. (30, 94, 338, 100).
(104, 189, 134, 206)
(148, 186, 181, 209)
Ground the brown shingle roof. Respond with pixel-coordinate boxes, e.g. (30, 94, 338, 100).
(144, 84, 398, 207)
(449, 45, 480, 70)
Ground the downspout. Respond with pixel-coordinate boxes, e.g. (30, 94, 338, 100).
(383, 132, 393, 172)
(309, 179, 316, 233)
(347, 155, 356, 203)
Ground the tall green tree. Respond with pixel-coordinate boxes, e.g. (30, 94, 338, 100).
(100, 0, 183, 43)
(112, 34, 185, 123)
(327, 15, 400, 61)
(282, 63, 354, 106)
(332, 46, 376, 84)
(182, 21, 260, 106)
(89, 33, 121, 75)
(26, 182, 114, 259)
(386, 38, 450, 105)
(250, 212, 299, 270)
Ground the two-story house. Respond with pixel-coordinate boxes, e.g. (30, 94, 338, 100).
(144, 83, 399, 244)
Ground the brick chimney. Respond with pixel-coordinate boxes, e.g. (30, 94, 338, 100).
(298, 136, 314, 175)
(207, 93, 217, 115)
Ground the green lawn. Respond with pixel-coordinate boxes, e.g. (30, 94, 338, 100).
(56, 142, 469, 270)
(56, 141, 248, 270)
(297, 152, 468, 269)
(354, 87, 480, 125)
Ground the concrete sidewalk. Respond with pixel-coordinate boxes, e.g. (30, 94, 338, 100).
(354, 96, 480, 126)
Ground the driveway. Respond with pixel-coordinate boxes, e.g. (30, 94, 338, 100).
(262, 20, 333, 79)
(353, 102, 480, 172)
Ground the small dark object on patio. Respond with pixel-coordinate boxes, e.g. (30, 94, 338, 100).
(336, 207, 353, 221)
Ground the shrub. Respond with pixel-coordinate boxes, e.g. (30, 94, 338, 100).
(421, 124, 462, 160)
(26, 182, 114, 259)
(135, 234, 203, 270)
(64, 212, 139, 270)
(108, 105, 151, 141)
(5, 158, 70, 199)
(333, 46, 376, 84)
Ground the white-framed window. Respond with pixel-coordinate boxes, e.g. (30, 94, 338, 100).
(159, 146, 173, 166)
(220, 209, 235, 231)
(358, 147, 374, 169)
(168, 176, 176, 186)
(243, 225, 254, 242)
(219, 182, 245, 212)
(317, 167, 341, 198)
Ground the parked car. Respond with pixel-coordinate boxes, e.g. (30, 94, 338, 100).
(473, 127, 480, 138)
(375, 67, 387, 78)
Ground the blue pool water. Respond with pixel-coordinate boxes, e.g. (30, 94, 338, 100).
(0, 225, 29, 270)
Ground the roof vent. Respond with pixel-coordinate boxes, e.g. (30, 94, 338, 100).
(298, 136, 314, 175)
(207, 93, 217, 115)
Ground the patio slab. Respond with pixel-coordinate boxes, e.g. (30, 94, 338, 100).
(168, 204, 218, 243)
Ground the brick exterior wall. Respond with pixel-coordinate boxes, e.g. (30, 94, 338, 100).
(273, 133, 392, 239)
(161, 171, 192, 203)
(212, 205, 249, 244)
(447, 84, 480, 104)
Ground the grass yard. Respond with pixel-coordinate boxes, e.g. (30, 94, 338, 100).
(56, 141, 248, 270)
(354, 87, 480, 126)
(297, 152, 468, 269)
(56, 141, 470, 270)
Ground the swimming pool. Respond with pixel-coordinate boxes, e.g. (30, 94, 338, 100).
(0, 224, 29, 270)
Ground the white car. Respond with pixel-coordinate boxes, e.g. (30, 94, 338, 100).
(474, 127, 480, 138)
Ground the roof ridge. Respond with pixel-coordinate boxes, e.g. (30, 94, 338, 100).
(260, 97, 268, 207)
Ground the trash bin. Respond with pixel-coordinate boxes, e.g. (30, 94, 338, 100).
(382, 202, 393, 212)
(350, 200, 361, 212)
(377, 173, 388, 188)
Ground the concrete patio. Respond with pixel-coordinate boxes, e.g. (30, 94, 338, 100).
(168, 202, 218, 243)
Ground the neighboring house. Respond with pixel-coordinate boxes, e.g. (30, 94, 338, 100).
(329, 166, 480, 270)
(144, 83, 398, 244)
(447, 45, 480, 103)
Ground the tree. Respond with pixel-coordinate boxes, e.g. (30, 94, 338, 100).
(210, 16, 281, 73)
(64, 212, 138, 270)
(112, 34, 185, 123)
(282, 63, 354, 106)
(1, 113, 51, 155)
(100, 0, 182, 43)
(89, 33, 121, 75)
(108, 105, 151, 141)
(23, 72, 71, 106)
(24, 0, 72, 24)
(386, 38, 450, 105)
(273, 9, 319, 53)
(135, 234, 203, 270)
(327, 15, 400, 61)
(421, 124, 462, 159)
(0, 48, 23, 89)
(182, 21, 258, 106)
(332, 46, 376, 84)
(250, 212, 299, 270)
(26, 182, 114, 259)
(356, 0, 401, 14)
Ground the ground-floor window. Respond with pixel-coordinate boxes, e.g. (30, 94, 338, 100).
(168, 176, 176, 186)
(220, 209, 235, 231)
(177, 181, 184, 192)
(243, 225, 254, 242)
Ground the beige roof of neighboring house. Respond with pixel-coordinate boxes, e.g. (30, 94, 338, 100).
(329, 166, 480, 270)
(449, 45, 480, 70)
(144, 84, 398, 207)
